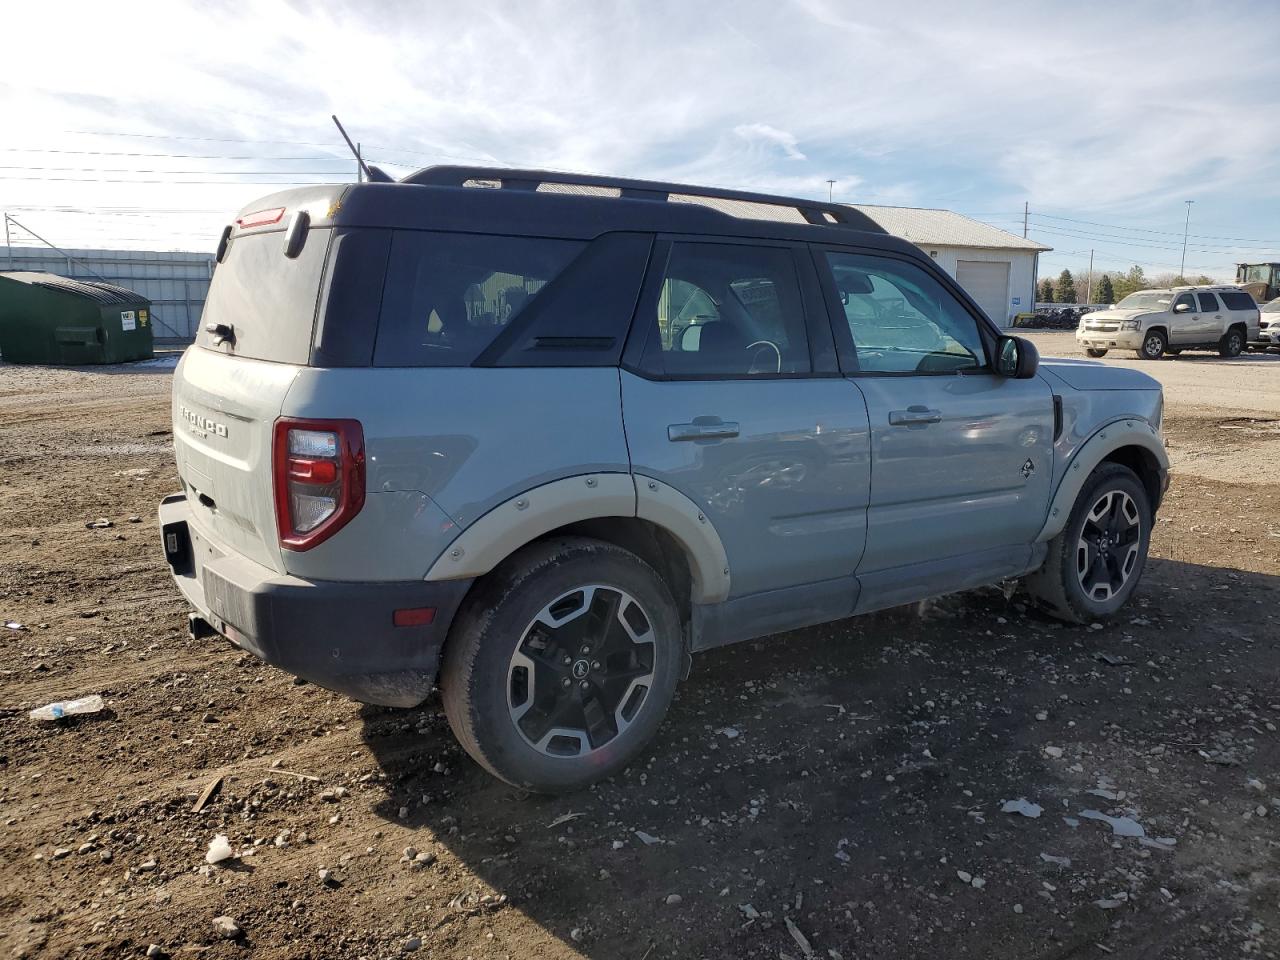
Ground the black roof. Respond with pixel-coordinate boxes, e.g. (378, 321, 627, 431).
(0, 271, 150, 306)
(231, 166, 924, 260)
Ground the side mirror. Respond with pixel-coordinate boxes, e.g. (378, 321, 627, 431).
(1173, 302, 1191, 313)
(996, 335, 1039, 379)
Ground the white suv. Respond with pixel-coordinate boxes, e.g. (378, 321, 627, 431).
(1077, 285, 1260, 360)
(1250, 298, 1280, 351)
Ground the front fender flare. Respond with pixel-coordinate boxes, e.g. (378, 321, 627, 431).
(1035, 418, 1168, 543)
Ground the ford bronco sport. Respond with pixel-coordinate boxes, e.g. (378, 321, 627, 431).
(1077, 285, 1259, 360)
(160, 168, 1168, 793)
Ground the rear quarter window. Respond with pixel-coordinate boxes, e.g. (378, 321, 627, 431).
(1220, 291, 1258, 312)
(374, 232, 586, 367)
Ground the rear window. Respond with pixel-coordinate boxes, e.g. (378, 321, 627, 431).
(200, 228, 330, 364)
(1220, 291, 1258, 312)
(1196, 292, 1220, 313)
(374, 232, 586, 366)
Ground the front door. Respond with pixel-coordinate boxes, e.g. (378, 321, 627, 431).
(815, 247, 1055, 607)
(621, 238, 871, 600)
(1169, 292, 1199, 344)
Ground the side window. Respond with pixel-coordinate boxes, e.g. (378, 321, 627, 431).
(374, 231, 585, 367)
(1220, 291, 1257, 312)
(1173, 294, 1197, 313)
(1196, 292, 1221, 313)
(654, 242, 811, 376)
(824, 251, 986, 373)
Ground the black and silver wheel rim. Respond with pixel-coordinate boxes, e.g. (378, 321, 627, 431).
(1143, 334, 1163, 358)
(507, 585, 657, 758)
(1227, 332, 1243, 355)
(1076, 490, 1142, 602)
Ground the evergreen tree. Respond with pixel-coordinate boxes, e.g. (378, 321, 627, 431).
(1057, 269, 1077, 305)
(1096, 274, 1114, 304)
(1038, 278, 1055, 303)
(1111, 265, 1148, 301)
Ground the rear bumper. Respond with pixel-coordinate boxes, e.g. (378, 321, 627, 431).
(158, 493, 472, 707)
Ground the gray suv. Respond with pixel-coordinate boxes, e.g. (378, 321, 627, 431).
(160, 168, 1168, 793)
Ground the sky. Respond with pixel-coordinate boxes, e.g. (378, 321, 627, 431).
(2, 0, 1278, 281)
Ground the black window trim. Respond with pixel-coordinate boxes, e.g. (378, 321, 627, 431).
(620, 234, 841, 383)
(811, 242, 1000, 378)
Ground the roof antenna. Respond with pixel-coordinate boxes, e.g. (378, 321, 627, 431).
(331, 115, 392, 183)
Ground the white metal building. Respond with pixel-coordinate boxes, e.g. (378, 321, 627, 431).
(846, 205, 1051, 328)
(0, 246, 213, 340)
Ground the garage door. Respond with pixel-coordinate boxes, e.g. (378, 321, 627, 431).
(956, 260, 1011, 327)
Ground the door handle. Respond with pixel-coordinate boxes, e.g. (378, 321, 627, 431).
(888, 406, 942, 426)
(668, 421, 740, 442)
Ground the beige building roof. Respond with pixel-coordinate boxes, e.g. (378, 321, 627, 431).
(846, 204, 1051, 252)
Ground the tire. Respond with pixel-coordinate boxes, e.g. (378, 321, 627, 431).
(441, 537, 682, 793)
(1023, 463, 1152, 624)
(1219, 327, 1245, 358)
(1085, 348, 1108, 358)
(1137, 329, 1166, 360)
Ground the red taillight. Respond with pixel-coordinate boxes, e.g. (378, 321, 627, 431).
(272, 418, 365, 551)
(236, 207, 286, 228)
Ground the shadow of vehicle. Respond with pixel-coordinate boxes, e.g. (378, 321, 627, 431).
(358, 558, 1280, 959)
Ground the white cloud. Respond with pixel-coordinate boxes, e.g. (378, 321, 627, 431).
(0, 0, 1275, 275)
(733, 124, 807, 161)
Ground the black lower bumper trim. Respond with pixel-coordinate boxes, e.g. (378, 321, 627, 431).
(159, 493, 473, 708)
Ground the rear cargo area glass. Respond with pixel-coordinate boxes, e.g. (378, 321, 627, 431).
(198, 229, 330, 364)
(374, 231, 584, 366)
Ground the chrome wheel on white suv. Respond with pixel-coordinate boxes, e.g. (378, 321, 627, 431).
(1138, 330, 1167, 360)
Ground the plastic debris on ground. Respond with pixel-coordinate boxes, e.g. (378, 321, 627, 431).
(29, 695, 104, 721)
(205, 834, 235, 865)
(1001, 798, 1043, 818)
(1079, 809, 1145, 837)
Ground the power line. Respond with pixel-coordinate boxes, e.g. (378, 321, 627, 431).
(0, 175, 345, 184)
(0, 148, 349, 160)
(0, 166, 354, 175)
(1028, 210, 1280, 245)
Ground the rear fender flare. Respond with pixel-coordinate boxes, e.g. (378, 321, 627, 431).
(1036, 419, 1168, 543)
(424, 473, 731, 603)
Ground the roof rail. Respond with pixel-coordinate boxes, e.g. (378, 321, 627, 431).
(400, 165, 885, 232)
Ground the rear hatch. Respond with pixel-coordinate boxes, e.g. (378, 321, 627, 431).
(173, 187, 345, 572)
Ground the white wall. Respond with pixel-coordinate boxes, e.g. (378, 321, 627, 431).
(916, 245, 1038, 328)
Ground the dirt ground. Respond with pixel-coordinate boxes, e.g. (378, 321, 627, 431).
(1, 346, 1278, 960)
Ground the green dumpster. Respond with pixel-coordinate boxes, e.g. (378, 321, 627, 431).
(0, 271, 155, 364)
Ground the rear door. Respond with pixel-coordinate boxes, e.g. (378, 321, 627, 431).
(173, 214, 333, 572)
(814, 247, 1054, 607)
(621, 237, 871, 599)
(1195, 291, 1224, 340)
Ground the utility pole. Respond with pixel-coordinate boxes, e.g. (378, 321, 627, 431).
(3, 213, 11, 270)
(1023, 201, 1029, 238)
(1180, 200, 1194, 281)
(826, 179, 836, 203)
(1085, 249, 1094, 306)
(356, 142, 363, 184)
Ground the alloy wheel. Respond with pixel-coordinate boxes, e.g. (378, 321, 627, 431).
(507, 585, 657, 758)
(1076, 490, 1142, 602)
